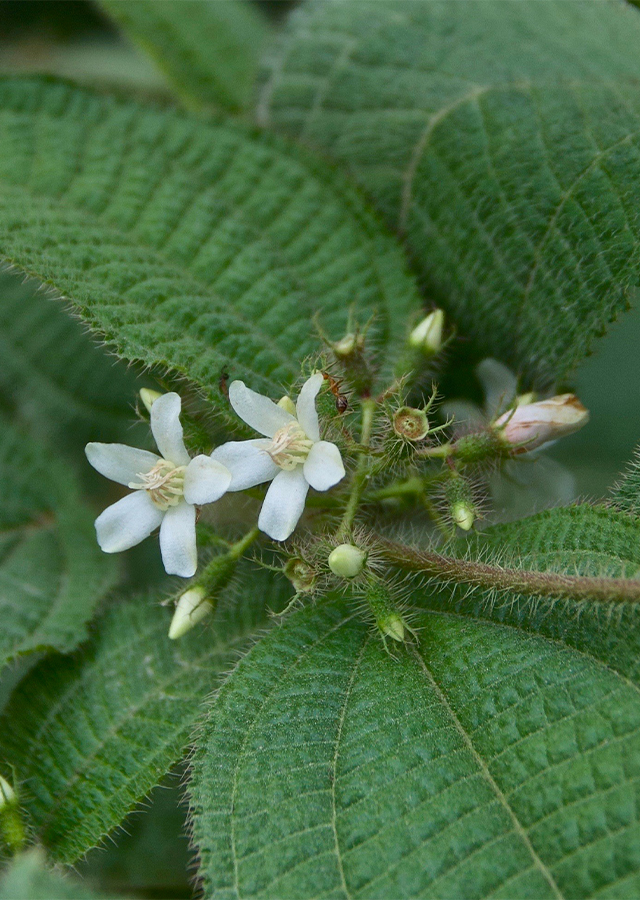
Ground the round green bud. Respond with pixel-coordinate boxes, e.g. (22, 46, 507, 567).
(451, 500, 475, 531)
(393, 406, 429, 441)
(328, 543, 367, 578)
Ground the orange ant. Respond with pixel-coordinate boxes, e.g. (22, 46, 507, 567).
(323, 372, 349, 413)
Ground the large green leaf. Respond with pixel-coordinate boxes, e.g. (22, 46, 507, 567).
(0, 77, 422, 412)
(0, 566, 288, 863)
(0, 270, 147, 454)
(610, 449, 640, 518)
(0, 412, 117, 668)
(260, 0, 640, 386)
(190, 595, 640, 899)
(99, 0, 268, 113)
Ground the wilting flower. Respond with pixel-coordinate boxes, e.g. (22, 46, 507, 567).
(86, 393, 231, 577)
(212, 373, 345, 541)
(493, 394, 589, 453)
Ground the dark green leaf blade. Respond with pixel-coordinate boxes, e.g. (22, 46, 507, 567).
(190, 597, 640, 898)
(261, 0, 640, 385)
(0, 412, 117, 666)
(98, 0, 268, 113)
(0, 77, 423, 407)
(0, 567, 288, 863)
(610, 448, 640, 518)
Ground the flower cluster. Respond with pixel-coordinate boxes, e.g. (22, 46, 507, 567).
(86, 374, 345, 576)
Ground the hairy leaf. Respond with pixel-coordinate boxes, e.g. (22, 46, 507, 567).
(0, 566, 289, 863)
(0, 271, 146, 454)
(0, 849, 104, 900)
(190, 596, 640, 899)
(610, 448, 640, 518)
(98, 0, 268, 113)
(0, 77, 422, 412)
(0, 412, 117, 668)
(261, 0, 640, 385)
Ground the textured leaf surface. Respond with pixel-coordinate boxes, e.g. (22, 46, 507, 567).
(0, 566, 288, 863)
(610, 449, 640, 518)
(0, 849, 103, 900)
(99, 0, 268, 113)
(261, 0, 640, 385)
(190, 595, 640, 899)
(0, 271, 146, 453)
(0, 412, 117, 667)
(0, 77, 422, 410)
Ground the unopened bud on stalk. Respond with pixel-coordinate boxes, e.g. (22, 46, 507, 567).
(408, 309, 444, 355)
(140, 388, 163, 414)
(365, 580, 410, 646)
(277, 395, 297, 416)
(332, 332, 365, 359)
(445, 473, 477, 531)
(284, 557, 317, 593)
(328, 543, 367, 578)
(393, 406, 429, 441)
(169, 586, 213, 640)
(493, 394, 589, 453)
(0, 775, 24, 853)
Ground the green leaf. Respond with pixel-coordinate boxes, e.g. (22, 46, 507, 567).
(0, 411, 117, 668)
(190, 596, 640, 899)
(98, 0, 268, 113)
(0, 77, 422, 410)
(610, 449, 640, 518)
(0, 270, 146, 454)
(0, 848, 104, 900)
(0, 566, 289, 863)
(260, 0, 640, 385)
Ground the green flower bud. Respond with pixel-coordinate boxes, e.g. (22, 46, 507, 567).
(451, 500, 475, 531)
(0, 776, 15, 809)
(284, 557, 317, 593)
(408, 309, 444, 355)
(0, 775, 24, 854)
(445, 473, 477, 531)
(328, 543, 367, 578)
(365, 580, 411, 646)
(168, 586, 213, 640)
(277, 395, 297, 416)
(393, 406, 429, 441)
(332, 332, 365, 359)
(139, 388, 163, 414)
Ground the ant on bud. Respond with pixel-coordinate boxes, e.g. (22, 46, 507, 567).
(323, 372, 349, 413)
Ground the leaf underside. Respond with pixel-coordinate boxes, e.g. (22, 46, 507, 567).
(0, 77, 422, 417)
(260, 0, 640, 386)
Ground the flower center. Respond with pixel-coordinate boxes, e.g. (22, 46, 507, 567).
(129, 460, 187, 510)
(267, 422, 313, 470)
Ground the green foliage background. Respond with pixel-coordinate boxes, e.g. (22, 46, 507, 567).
(0, 2, 639, 898)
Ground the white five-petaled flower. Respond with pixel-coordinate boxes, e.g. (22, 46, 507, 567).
(212, 373, 345, 541)
(85, 393, 231, 577)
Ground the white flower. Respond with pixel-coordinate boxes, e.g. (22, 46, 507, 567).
(212, 373, 345, 541)
(86, 393, 231, 577)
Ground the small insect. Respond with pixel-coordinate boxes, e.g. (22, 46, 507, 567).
(219, 368, 230, 398)
(323, 372, 349, 413)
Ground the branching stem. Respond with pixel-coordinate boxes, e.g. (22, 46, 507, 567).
(336, 399, 376, 540)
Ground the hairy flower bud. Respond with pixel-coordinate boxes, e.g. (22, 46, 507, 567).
(328, 543, 367, 578)
(0, 775, 24, 854)
(0, 777, 15, 809)
(393, 406, 429, 441)
(139, 387, 163, 414)
(408, 309, 444, 355)
(332, 332, 365, 359)
(364, 579, 411, 646)
(451, 500, 475, 531)
(284, 557, 317, 593)
(493, 394, 589, 453)
(445, 473, 477, 531)
(169, 586, 213, 640)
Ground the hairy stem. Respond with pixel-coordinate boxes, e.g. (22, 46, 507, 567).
(337, 399, 376, 540)
(378, 536, 640, 604)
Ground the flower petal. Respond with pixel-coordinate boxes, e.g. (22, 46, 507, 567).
(85, 443, 160, 486)
(476, 359, 518, 419)
(258, 468, 309, 541)
(303, 441, 345, 491)
(150, 392, 190, 466)
(295, 372, 323, 442)
(95, 491, 164, 553)
(159, 500, 197, 577)
(183, 455, 232, 505)
(228, 381, 295, 438)
(211, 440, 279, 490)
